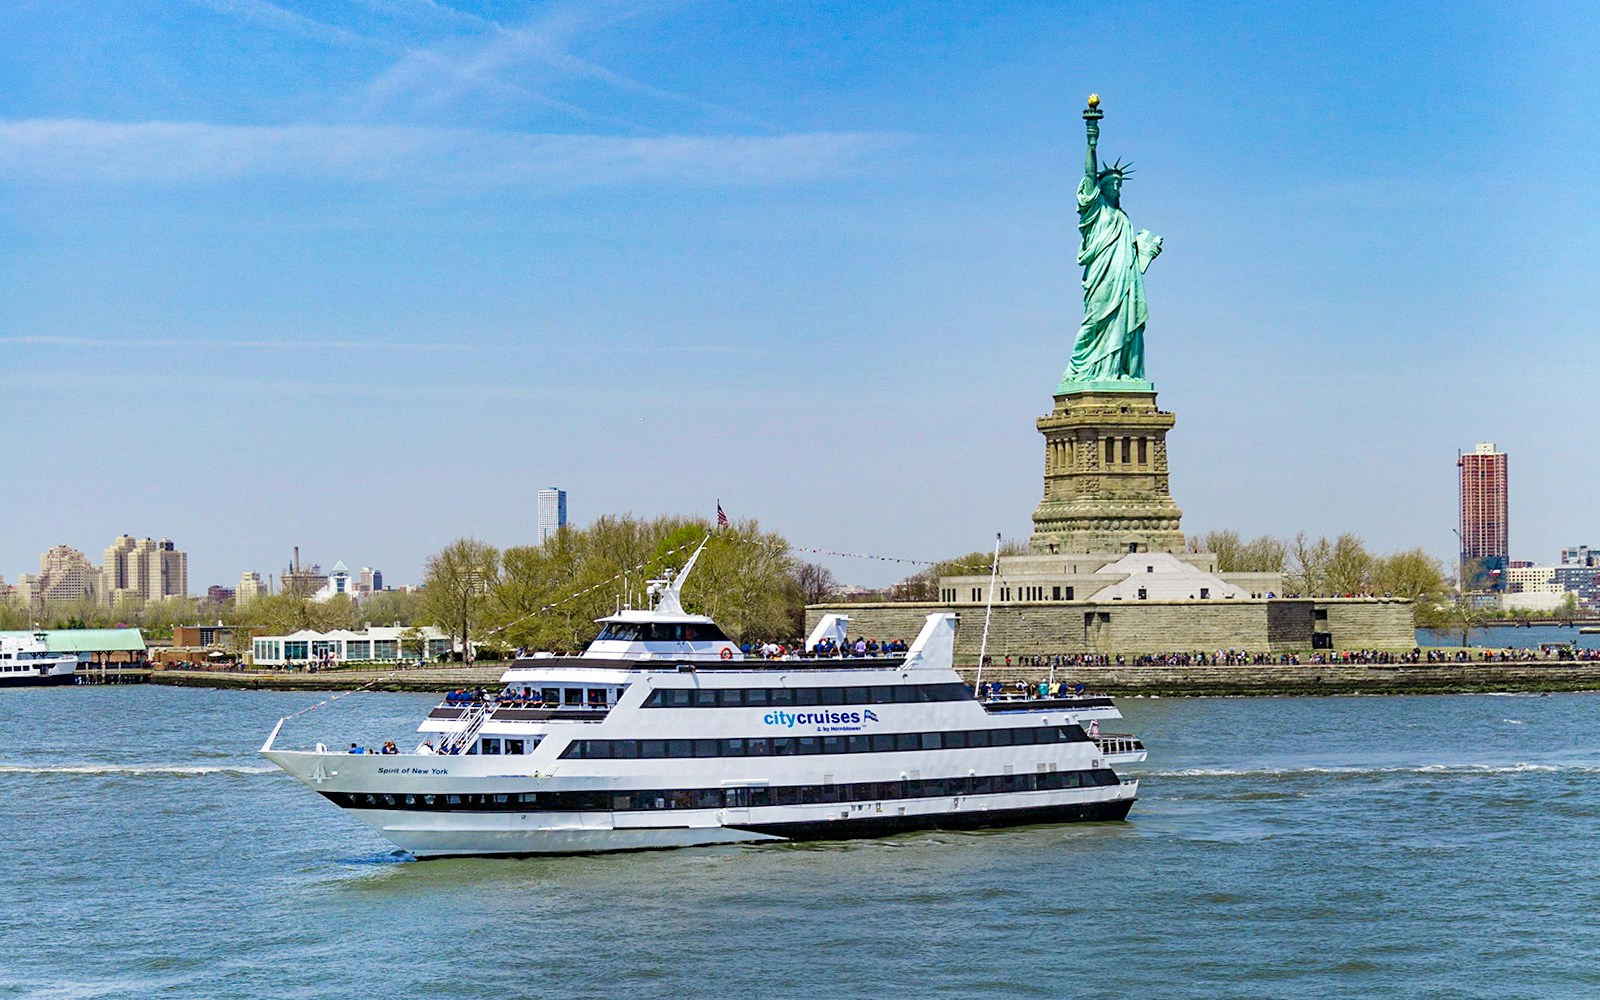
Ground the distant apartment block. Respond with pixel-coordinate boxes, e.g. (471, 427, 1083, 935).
(207, 585, 236, 603)
(359, 567, 383, 595)
(1458, 442, 1508, 591)
(15, 545, 100, 608)
(538, 487, 568, 544)
(102, 535, 188, 606)
(237, 571, 269, 602)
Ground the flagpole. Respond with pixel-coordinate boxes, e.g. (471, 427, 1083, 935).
(973, 532, 1002, 699)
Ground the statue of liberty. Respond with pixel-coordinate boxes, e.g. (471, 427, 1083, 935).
(1064, 95, 1162, 388)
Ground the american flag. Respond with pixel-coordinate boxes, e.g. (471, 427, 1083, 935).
(716, 501, 728, 527)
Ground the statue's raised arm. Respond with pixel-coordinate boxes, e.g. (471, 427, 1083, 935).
(1061, 94, 1160, 391)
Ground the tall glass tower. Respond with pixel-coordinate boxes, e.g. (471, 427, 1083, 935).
(537, 487, 568, 544)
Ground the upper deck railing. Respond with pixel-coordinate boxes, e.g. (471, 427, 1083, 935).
(1092, 733, 1145, 756)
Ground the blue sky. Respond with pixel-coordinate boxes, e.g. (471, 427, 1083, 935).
(3, 1, 1597, 590)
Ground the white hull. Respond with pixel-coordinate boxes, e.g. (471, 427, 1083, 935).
(265, 748, 1136, 856)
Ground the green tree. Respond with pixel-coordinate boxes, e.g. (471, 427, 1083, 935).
(362, 588, 423, 627)
(1555, 592, 1580, 627)
(1371, 548, 1447, 602)
(1324, 533, 1375, 595)
(419, 538, 501, 664)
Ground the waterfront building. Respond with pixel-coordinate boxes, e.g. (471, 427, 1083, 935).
(537, 487, 568, 544)
(101, 535, 188, 606)
(0, 627, 146, 666)
(249, 625, 454, 667)
(1458, 442, 1508, 591)
(237, 571, 268, 603)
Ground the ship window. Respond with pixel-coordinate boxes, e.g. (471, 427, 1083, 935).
(743, 689, 768, 707)
(597, 623, 642, 641)
(611, 741, 638, 759)
(542, 688, 560, 704)
(769, 688, 796, 706)
(989, 729, 1014, 746)
(944, 730, 968, 749)
(847, 735, 871, 753)
(818, 687, 845, 706)
(772, 738, 795, 756)
(843, 687, 870, 705)
(894, 733, 920, 752)
(564, 689, 582, 706)
(821, 736, 846, 754)
(870, 734, 895, 752)
(794, 688, 819, 707)
(479, 738, 501, 755)
(749, 738, 771, 756)
(719, 738, 746, 756)
(640, 740, 665, 758)
(796, 737, 820, 755)
(666, 740, 693, 758)
(693, 689, 718, 707)
(503, 739, 527, 755)
(693, 739, 719, 757)
(920, 733, 943, 750)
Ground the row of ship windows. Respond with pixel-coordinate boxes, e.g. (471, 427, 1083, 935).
(329, 768, 1124, 813)
(560, 724, 1090, 760)
(643, 682, 972, 708)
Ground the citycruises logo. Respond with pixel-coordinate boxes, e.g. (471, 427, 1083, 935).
(762, 708, 879, 733)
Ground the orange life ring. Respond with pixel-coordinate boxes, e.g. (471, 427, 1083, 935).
(719, 647, 734, 660)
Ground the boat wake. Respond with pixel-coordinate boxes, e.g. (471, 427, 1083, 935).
(0, 763, 275, 777)
(1141, 762, 1600, 779)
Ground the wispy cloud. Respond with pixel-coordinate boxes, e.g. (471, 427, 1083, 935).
(0, 119, 907, 187)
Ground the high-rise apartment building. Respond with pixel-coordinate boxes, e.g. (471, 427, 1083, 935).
(537, 487, 568, 544)
(101, 535, 188, 606)
(359, 567, 383, 594)
(1458, 442, 1508, 591)
(237, 571, 268, 603)
(16, 545, 100, 608)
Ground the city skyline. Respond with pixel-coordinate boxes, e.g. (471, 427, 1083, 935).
(3, 3, 1597, 589)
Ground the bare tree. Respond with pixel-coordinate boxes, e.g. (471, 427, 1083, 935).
(793, 562, 839, 605)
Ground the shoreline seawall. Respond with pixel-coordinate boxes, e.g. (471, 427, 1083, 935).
(128, 661, 1600, 697)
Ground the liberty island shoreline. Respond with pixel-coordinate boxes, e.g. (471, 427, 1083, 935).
(112, 656, 1600, 697)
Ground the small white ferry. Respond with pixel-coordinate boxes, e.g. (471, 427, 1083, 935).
(262, 540, 1145, 856)
(0, 633, 79, 687)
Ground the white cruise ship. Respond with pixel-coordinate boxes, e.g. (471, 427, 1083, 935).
(0, 632, 79, 687)
(262, 541, 1145, 856)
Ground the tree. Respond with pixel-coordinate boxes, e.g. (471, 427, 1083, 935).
(793, 562, 839, 605)
(363, 588, 423, 627)
(1324, 533, 1375, 595)
(1371, 548, 1447, 602)
(419, 538, 501, 664)
(1556, 592, 1580, 627)
(1287, 532, 1333, 595)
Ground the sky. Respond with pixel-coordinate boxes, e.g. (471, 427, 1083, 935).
(4, 1, 1598, 591)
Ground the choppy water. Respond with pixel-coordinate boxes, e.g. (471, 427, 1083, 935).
(4, 686, 1600, 998)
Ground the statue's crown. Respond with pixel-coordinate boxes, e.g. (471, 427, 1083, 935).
(1096, 157, 1134, 181)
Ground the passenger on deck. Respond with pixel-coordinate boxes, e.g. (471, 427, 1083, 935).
(348, 743, 365, 754)
(416, 741, 435, 755)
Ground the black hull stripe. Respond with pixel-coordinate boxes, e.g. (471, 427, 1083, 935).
(729, 798, 1134, 841)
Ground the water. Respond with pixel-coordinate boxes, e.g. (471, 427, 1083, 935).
(5, 686, 1600, 998)
(1419, 624, 1600, 650)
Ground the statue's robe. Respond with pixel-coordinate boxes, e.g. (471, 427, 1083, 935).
(1067, 174, 1148, 382)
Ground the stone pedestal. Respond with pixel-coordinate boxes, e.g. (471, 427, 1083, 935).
(1028, 389, 1186, 555)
